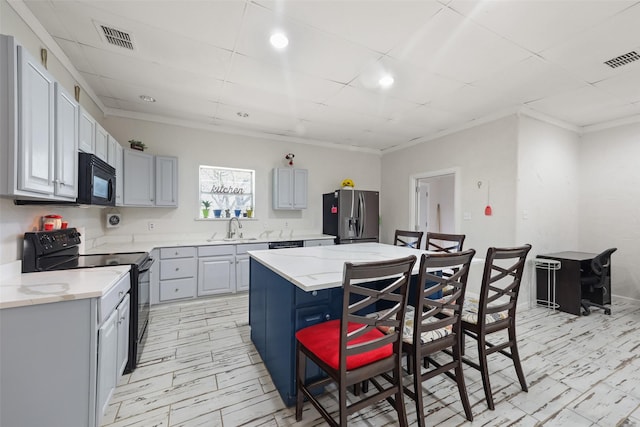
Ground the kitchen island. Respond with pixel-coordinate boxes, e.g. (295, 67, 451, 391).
(248, 243, 427, 406)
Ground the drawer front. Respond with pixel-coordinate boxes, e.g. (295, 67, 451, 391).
(160, 247, 196, 259)
(198, 245, 235, 257)
(295, 305, 332, 331)
(159, 278, 196, 301)
(235, 243, 268, 255)
(294, 287, 331, 306)
(99, 273, 131, 325)
(160, 258, 196, 280)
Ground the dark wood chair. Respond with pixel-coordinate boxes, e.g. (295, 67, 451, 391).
(426, 232, 466, 295)
(580, 248, 617, 315)
(295, 255, 417, 426)
(394, 230, 424, 249)
(401, 250, 476, 426)
(460, 244, 532, 410)
(425, 232, 466, 253)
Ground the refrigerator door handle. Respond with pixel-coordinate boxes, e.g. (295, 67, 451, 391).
(358, 192, 365, 238)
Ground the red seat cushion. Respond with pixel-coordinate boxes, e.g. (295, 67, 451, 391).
(296, 319, 392, 370)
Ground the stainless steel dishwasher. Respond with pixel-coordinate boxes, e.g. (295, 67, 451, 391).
(268, 240, 304, 249)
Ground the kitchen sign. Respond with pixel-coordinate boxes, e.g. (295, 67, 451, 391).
(210, 185, 245, 194)
(199, 165, 255, 218)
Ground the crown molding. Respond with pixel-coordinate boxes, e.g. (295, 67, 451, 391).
(516, 107, 581, 133)
(581, 113, 640, 134)
(103, 108, 383, 156)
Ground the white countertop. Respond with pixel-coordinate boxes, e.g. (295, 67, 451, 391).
(83, 234, 334, 255)
(249, 242, 433, 292)
(0, 266, 130, 309)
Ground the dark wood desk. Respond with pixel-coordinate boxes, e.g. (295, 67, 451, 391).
(536, 252, 611, 316)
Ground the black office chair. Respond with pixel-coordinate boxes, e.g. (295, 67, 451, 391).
(580, 248, 617, 316)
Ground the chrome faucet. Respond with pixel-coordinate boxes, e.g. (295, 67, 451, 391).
(227, 217, 242, 239)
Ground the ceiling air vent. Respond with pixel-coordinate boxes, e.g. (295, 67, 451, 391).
(604, 51, 640, 69)
(99, 24, 134, 50)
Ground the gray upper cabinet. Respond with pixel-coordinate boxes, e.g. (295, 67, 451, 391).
(94, 122, 108, 163)
(114, 143, 124, 206)
(123, 150, 178, 207)
(106, 135, 118, 168)
(78, 106, 95, 154)
(0, 35, 78, 201)
(123, 149, 154, 206)
(53, 83, 79, 200)
(17, 45, 55, 196)
(273, 167, 308, 210)
(155, 156, 178, 207)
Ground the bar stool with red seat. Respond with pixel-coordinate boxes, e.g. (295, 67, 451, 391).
(295, 255, 417, 426)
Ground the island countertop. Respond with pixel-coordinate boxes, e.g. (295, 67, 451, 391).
(248, 242, 430, 292)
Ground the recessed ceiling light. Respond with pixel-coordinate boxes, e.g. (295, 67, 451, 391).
(139, 95, 156, 102)
(270, 32, 289, 49)
(379, 74, 394, 88)
(237, 111, 249, 118)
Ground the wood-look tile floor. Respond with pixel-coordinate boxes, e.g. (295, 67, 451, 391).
(101, 295, 640, 426)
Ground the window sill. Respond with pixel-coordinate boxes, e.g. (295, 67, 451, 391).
(195, 217, 258, 221)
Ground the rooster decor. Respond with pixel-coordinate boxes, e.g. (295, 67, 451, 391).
(285, 153, 295, 166)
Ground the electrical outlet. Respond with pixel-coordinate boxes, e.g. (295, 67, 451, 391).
(148, 222, 155, 231)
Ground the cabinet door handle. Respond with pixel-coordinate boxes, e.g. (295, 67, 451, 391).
(174, 288, 179, 292)
(325, 314, 331, 320)
(175, 267, 180, 271)
(304, 314, 322, 323)
(311, 291, 318, 296)
(119, 291, 124, 297)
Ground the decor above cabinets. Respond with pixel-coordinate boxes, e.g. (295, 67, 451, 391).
(123, 150, 178, 207)
(273, 167, 307, 210)
(0, 35, 78, 202)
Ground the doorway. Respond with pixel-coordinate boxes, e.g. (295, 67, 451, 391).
(410, 169, 459, 237)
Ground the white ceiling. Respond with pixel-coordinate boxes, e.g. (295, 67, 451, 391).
(16, 0, 640, 152)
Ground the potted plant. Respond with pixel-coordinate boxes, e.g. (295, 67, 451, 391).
(201, 200, 211, 218)
(128, 139, 147, 151)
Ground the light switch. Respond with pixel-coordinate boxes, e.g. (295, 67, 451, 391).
(463, 212, 472, 220)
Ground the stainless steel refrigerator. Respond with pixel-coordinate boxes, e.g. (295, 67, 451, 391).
(323, 189, 379, 244)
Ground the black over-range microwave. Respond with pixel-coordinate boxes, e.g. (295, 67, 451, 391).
(77, 152, 116, 206)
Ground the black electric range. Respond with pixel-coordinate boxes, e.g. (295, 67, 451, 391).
(22, 228, 154, 373)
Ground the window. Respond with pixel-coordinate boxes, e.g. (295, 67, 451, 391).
(199, 165, 255, 218)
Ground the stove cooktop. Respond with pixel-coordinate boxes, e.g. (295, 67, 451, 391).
(51, 252, 148, 270)
(23, 228, 149, 273)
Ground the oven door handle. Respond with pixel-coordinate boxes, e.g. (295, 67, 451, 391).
(138, 257, 155, 273)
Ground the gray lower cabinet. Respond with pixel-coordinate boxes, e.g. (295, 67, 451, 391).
(116, 294, 131, 375)
(97, 309, 118, 419)
(0, 271, 130, 427)
(198, 245, 235, 296)
(97, 292, 130, 421)
(158, 247, 196, 302)
(236, 243, 269, 292)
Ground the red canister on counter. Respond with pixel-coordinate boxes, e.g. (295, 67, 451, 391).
(42, 214, 63, 230)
